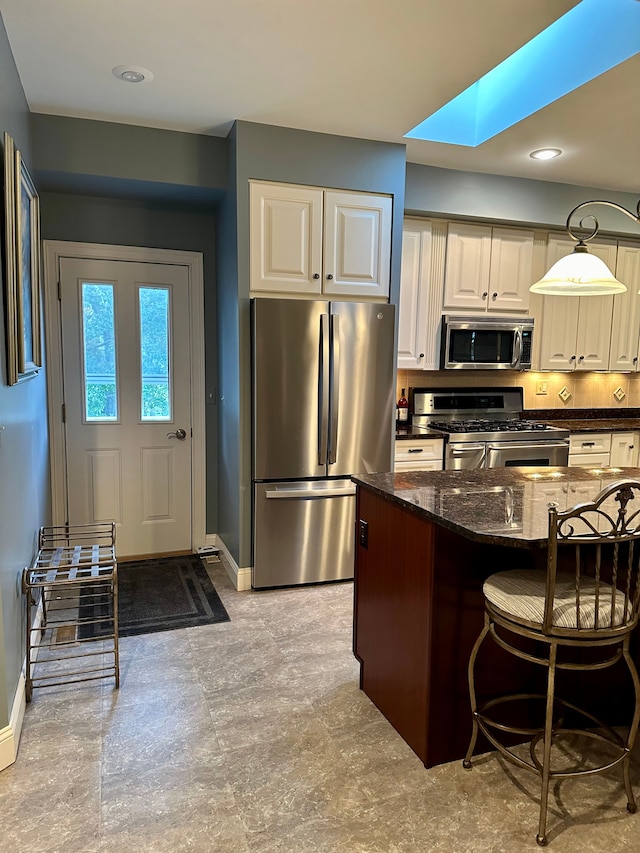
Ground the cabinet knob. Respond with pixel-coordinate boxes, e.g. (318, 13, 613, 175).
(630, 445, 635, 450)
(492, 292, 498, 299)
(418, 353, 425, 359)
(634, 357, 638, 364)
(312, 273, 320, 280)
(326, 274, 334, 280)
(578, 355, 584, 361)
(482, 291, 488, 299)
(570, 355, 576, 361)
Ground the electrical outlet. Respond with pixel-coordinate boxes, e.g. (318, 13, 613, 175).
(536, 381, 548, 395)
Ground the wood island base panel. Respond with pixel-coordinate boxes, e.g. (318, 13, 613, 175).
(351, 467, 640, 768)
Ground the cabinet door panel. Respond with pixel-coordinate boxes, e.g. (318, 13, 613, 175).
(443, 223, 492, 310)
(398, 226, 431, 369)
(323, 191, 391, 298)
(250, 182, 323, 293)
(488, 228, 533, 311)
(538, 295, 579, 370)
(609, 245, 640, 371)
(575, 295, 614, 370)
(609, 432, 639, 468)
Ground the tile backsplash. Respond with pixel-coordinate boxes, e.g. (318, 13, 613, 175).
(396, 370, 640, 412)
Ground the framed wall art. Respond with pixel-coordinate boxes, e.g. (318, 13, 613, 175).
(2, 131, 41, 385)
(14, 146, 41, 378)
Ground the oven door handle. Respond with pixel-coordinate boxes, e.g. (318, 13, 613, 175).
(450, 443, 487, 466)
(486, 441, 569, 452)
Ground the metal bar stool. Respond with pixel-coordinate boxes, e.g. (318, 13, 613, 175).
(23, 522, 119, 700)
(464, 479, 640, 845)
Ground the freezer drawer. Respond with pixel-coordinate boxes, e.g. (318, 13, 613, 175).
(253, 480, 356, 588)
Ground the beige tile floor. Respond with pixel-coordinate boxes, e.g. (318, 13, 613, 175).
(2, 560, 640, 852)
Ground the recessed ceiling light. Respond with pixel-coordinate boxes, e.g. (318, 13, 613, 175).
(112, 65, 154, 84)
(529, 148, 563, 161)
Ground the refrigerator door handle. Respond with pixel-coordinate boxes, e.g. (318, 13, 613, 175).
(265, 485, 356, 499)
(318, 313, 330, 466)
(328, 313, 340, 464)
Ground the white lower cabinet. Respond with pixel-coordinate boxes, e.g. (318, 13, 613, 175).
(568, 433, 612, 468)
(609, 432, 639, 468)
(394, 438, 443, 472)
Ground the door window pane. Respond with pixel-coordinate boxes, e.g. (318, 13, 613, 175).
(82, 283, 118, 421)
(139, 286, 171, 420)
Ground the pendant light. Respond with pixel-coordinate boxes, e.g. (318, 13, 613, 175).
(530, 199, 640, 296)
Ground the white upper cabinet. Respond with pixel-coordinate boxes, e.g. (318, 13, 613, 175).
(250, 182, 323, 294)
(322, 191, 392, 298)
(609, 243, 640, 371)
(250, 181, 392, 299)
(538, 235, 617, 371)
(397, 219, 447, 370)
(443, 223, 533, 313)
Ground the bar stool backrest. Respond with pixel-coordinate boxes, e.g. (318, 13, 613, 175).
(546, 479, 640, 635)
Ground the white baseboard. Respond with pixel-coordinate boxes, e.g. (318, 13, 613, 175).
(0, 673, 26, 772)
(0, 595, 46, 772)
(207, 534, 252, 591)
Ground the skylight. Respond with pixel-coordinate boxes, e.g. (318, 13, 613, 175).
(405, 0, 640, 147)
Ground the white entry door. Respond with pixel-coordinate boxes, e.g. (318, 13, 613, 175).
(59, 257, 193, 557)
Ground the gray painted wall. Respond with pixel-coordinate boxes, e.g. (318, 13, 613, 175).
(0, 15, 50, 728)
(31, 114, 227, 205)
(216, 121, 407, 568)
(406, 162, 640, 235)
(39, 192, 219, 532)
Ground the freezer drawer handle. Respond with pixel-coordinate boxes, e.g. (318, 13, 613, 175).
(264, 486, 356, 499)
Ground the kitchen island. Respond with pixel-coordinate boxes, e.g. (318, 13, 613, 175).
(351, 466, 640, 768)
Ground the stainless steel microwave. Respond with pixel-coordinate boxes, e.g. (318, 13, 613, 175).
(440, 315, 534, 370)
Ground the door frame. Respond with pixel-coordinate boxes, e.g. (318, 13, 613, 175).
(42, 240, 206, 551)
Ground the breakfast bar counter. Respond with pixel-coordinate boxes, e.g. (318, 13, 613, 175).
(351, 466, 640, 768)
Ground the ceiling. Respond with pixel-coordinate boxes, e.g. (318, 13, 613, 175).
(1, 0, 638, 193)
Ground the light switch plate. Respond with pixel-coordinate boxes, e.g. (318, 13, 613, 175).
(558, 386, 572, 403)
(614, 386, 626, 402)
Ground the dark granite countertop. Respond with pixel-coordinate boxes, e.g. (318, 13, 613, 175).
(524, 408, 640, 434)
(352, 466, 640, 549)
(395, 426, 445, 440)
(538, 419, 640, 434)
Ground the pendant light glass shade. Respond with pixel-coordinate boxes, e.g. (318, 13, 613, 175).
(530, 244, 627, 296)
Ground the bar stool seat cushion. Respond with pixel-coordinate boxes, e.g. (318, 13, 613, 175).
(484, 569, 629, 630)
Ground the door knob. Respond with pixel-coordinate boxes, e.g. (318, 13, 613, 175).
(167, 428, 187, 440)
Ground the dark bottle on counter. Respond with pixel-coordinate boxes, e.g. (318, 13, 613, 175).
(397, 388, 409, 423)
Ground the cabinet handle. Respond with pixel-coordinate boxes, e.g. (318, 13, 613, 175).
(312, 273, 320, 279)
(492, 292, 498, 299)
(326, 274, 334, 280)
(408, 448, 424, 454)
(482, 291, 488, 299)
(582, 442, 595, 447)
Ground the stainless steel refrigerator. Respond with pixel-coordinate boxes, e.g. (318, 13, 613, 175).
(252, 297, 396, 588)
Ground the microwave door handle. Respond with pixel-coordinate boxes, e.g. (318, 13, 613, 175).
(511, 328, 522, 368)
(318, 313, 329, 465)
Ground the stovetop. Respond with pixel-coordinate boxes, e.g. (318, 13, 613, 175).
(429, 419, 551, 434)
(425, 418, 570, 443)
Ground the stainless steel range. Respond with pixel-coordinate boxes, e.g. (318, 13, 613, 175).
(412, 387, 570, 470)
